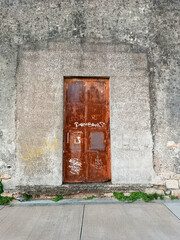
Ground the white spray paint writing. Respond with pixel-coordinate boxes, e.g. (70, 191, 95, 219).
(69, 158, 82, 175)
(74, 122, 105, 128)
(95, 155, 103, 170)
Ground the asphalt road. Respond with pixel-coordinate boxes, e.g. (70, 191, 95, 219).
(0, 202, 180, 240)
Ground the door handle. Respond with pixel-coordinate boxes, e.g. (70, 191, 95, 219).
(67, 132, 69, 143)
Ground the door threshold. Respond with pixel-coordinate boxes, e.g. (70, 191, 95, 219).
(62, 181, 112, 186)
(17, 183, 151, 196)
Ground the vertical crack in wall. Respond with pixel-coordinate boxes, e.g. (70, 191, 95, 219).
(14, 44, 20, 184)
(147, 49, 158, 173)
(146, 0, 158, 174)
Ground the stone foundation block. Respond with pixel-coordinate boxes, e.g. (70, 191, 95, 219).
(104, 193, 114, 198)
(165, 190, 171, 195)
(0, 192, 13, 198)
(166, 180, 179, 189)
(145, 188, 165, 195)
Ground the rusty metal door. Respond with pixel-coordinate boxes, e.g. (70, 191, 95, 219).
(63, 77, 111, 183)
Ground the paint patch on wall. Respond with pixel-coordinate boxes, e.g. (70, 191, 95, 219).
(167, 140, 180, 161)
(21, 138, 59, 161)
(167, 141, 180, 148)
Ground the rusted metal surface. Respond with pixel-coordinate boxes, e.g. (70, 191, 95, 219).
(63, 78, 111, 183)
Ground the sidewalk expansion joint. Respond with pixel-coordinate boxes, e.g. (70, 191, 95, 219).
(163, 203, 180, 221)
(79, 204, 85, 240)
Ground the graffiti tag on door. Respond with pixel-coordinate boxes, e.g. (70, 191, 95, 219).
(74, 122, 105, 128)
(69, 158, 82, 175)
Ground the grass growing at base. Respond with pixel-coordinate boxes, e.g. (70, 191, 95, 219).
(84, 195, 95, 200)
(23, 193, 32, 201)
(113, 192, 164, 202)
(0, 196, 14, 205)
(170, 195, 178, 200)
(52, 195, 63, 202)
(0, 182, 14, 205)
(0, 182, 3, 194)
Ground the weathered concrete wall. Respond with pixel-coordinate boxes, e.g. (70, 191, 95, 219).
(148, 2, 180, 181)
(0, 0, 180, 192)
(0, 43, 18, 187)
(14, 43, 155, 187)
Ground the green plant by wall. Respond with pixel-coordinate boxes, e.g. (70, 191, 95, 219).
(23, 193, 32, 201)
(0, 196, 14, 205)
(0, 182, 14, 205)
(52, 195, 63, 202)
(113, 192, 164, 202)
(0, 182, 3, 194)
(84, 195, 95, 200)
(170, 195, 178, 200)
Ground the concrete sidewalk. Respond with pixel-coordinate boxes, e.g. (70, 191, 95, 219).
(0, 202, 180, 240)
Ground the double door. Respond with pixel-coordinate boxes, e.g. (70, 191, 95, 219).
(63, 78, 111, 183)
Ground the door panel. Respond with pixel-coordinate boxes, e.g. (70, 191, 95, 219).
(87, 152, 108, 182)
(63, 78, 111, 183)
(90, 131, 105, 151)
